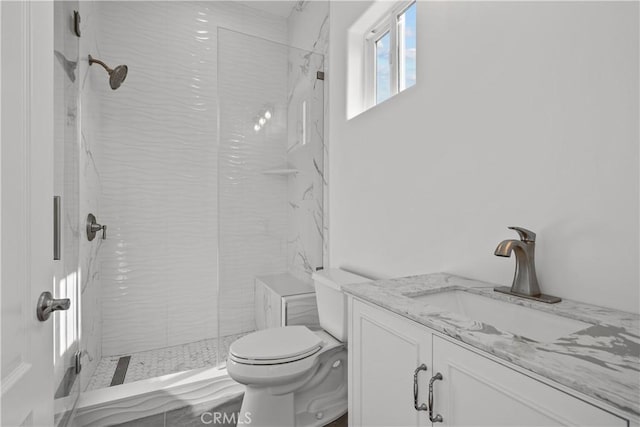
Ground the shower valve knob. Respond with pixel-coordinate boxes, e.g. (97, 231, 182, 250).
(94, 224, 106, 239)
(87, 213, 107, 241)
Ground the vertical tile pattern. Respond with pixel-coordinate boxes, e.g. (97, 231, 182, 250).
(90, 2, 288, 357)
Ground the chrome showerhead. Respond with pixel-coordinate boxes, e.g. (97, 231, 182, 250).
(88, 54, 128, 90)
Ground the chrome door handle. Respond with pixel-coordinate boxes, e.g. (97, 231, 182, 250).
(36, 291, 70, 321)
(413, 364, 428, 411)
(429, 372, 444, 423)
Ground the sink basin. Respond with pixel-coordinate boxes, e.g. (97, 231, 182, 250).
(410, 290, 589, 342)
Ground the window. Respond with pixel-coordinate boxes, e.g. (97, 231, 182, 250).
(366, 1, 416, 106)
(375, 31, 392, 104)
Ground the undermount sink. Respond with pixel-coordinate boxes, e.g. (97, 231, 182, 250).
(409, 290, 589, 342)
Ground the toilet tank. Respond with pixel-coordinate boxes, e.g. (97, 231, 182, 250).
(312, 269, 370, 342)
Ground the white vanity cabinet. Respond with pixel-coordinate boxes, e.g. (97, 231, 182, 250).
(348, 298, 628, 427)
(348, 297, 432, 427)
(431, 336, 626, 426)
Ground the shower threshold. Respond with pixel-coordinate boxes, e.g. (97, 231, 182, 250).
(86, 333, 246, 391)
(75, 333, 247, 426)
(75, 364, 244, 426)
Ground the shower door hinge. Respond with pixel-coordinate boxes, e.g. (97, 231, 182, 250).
(74, 351, 82, 374)
(316, 71, 325, 81)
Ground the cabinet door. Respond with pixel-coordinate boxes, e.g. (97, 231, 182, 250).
(349, 299, 432, 427)
(432, 336, 626, 426)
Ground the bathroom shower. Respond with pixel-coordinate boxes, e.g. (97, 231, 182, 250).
(88, 54, 128, 90)
(50, 2, 325, 423)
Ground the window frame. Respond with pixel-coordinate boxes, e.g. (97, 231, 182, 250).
(364, 0, 416, 108)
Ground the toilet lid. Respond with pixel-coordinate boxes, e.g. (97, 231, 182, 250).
(229, 326, 323, 362)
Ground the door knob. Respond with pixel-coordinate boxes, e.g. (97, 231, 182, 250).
(36, 291, 70, 321)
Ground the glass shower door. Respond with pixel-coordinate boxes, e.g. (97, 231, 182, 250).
(53, 2, 81, 425)
(217, 29, 325, 364)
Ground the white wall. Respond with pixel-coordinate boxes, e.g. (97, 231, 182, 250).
(329, 1, 639, 313)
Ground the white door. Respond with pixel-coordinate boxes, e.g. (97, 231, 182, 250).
(431, 336, 627, 426)
(1, 2, 55, 426)
(348, 298, 432, 427)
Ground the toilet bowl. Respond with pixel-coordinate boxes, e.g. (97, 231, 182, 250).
(226, 269, 369, 427)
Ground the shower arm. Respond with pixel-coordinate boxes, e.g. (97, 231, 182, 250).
(88, 55, 113, 73)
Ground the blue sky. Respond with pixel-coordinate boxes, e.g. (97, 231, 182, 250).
(376, 2, 416, 104)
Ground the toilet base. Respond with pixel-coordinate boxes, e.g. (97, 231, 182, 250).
(237, 348, 347, 427)
(239, 389, 295, 426)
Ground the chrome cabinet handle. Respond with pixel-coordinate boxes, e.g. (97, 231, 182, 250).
(428, 372, 444, 423)
(36, 291, 70, 321)
(413, 364, 428, 411)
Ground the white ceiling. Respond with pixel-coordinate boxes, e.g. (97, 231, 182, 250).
(234, 1, 298, 18)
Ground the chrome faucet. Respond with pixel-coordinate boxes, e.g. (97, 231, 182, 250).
(493, 227, 561, 304)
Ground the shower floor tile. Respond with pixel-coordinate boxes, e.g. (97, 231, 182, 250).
(86, 333, 248, 391)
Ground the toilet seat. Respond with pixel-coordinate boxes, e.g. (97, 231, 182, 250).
(229, 326, 323, 365)
(227, 328, 343, 389)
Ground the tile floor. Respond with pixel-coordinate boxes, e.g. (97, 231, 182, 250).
(86, 333, 247, 391)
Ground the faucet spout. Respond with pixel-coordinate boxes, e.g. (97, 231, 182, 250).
(494, 239, 525, 258)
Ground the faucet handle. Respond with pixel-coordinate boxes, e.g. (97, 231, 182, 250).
(508, 226, 536, 243)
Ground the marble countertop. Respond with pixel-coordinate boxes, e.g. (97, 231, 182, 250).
(342, 273, 640, 418)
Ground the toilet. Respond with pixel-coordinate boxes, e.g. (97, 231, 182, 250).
(226, 269, 369, 427)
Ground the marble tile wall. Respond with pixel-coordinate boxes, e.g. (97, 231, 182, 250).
(285, 47, 325, 276)
(89, 2, 288, 357)
(77, 0, 104, 390)
(286, 1, 330, 274)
